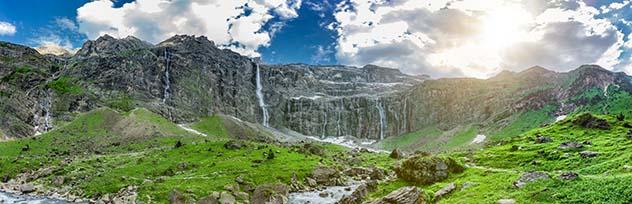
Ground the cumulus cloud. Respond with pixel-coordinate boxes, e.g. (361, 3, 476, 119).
(0, 21, 16, 36)
(76, 0, 302, 57)
(333, 0, 631, 78)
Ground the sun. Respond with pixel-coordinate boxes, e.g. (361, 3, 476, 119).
(479, 4, 533, 50)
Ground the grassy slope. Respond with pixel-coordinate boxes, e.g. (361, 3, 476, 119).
(371, 113, 632, 203)
(0, 108, 391, 203)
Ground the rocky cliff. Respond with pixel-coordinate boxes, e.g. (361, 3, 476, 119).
(1, 35, 631, 142)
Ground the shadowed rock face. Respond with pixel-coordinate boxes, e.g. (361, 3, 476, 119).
(1, 35, 632, 140)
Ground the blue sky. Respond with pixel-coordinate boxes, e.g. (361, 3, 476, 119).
(1, 0, 632, 78)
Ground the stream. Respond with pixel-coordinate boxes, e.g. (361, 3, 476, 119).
(0, 191, 70, 204)
(288, 182, 361, 204)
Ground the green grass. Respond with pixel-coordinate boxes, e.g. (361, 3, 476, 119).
(47, 76, 84, 95)
(490, 105, 555, 140)
(379, 126, 442, 150)
(190, 115, 229, 138)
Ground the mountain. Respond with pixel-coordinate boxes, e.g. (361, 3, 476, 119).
(1, 35, 631, 151)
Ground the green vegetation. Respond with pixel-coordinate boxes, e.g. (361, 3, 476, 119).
(490, 105, 556, 140)
(190, 115, 229, 138)
(106, 94, 136, 112)
(379, 126, 442, 150)
(47, 76, 84, 94)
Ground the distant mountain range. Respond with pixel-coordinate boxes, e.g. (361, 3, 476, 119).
(1, 35, 631, 151)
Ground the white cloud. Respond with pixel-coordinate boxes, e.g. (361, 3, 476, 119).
(55, 17, 78, 31)
(601, 0, 630, 13)
(333, 0, 630, 78)
(0, 21, 16, 36)
(76, 0, 302, 57)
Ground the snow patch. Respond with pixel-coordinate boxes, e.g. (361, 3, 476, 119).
(471, 134, 486, 144)
(555, 115, 567, 122)
(178, 124, 207, 137)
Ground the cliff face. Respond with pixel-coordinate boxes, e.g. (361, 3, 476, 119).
(1, 35, 631, 141)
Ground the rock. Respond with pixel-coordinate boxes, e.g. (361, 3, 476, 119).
(582, 141, 592, 145)
(21, 145, 30, 152)
(370, 167, 387, 180)
(344, 167, 372, 178)
(224, 184, 239, 192)
(365, 186, 426, 204)
(219, 192, 236, 204)
(306, 177, 318, 187)
(319, 191, 329, 198)
(52, 176, 65, 186)
(311, 166, 340, 185)
(251, 183, 289, 204)
(337, 182, 376, 204)
(235, 176, 245, 184)
(20, 184, 36, 193)
(558, 172, 579, 180)
(461, 182, 478, 190)
(394, 155, 464, 184)
(390, 148, 404, 159)
(224, 140, 245, 150)
(497, 199, 516, 204)
(535, 136, 553, 144)
(234, 192, 250, 201)
(433, 183, 456, 200)
(573, 113, 611, 129)
(559, 142, 583, 150)
(513, 172, 550, 188)
(198, 196, 220, 204)
(169, 190, 186, 204)
(580, 151, 598, 158)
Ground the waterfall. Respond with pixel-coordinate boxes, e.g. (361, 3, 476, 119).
(255, 62, 270, 127)
(33, 91, 53, 135)
(336, 98, 343, 136)
(162, 49, 171, 103)
(375, 98, 387, 140)
(321, 102, 328, 138)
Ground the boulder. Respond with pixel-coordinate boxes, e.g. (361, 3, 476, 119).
(337, 181, 377, 204)
(580, 151, 598, 158)
(168, 190, 186, 204)
(198, 196, 219, 204)
(535, 136, 552, 144)
(513, 172, 550, 188)
(251, 183, 289, 204)
(219, 192, 236, 204)
(306, 177, 318, 187)
(394, 155, 464, 184)
(19, 184, 36, 193)
(365, 186, 426, 204)
(558, 172, 579, 180)
(53, 176, 65, 186)
(573, 113, 611, 129)
(559, 142, 583, 150)
(234, 192, 249, 201)
(390, 148, 404, 159)
(433, 183, 456, 200)
(224, 140, 246, 150)
(311, 166, 340, 185)
(497, 199, 516, 204)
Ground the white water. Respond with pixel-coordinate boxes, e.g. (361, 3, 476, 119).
(288, 182, 361, 204)
(162, 49, 171, 103)
(33, 91, 53, 136)
(471, 134, 487, 144)
(322, 109, 328, 138)
(0, 191, 69, 204)
(255, 62, 270, 127)
(177, 124, 207, 137)
(305, 135, 386, 153)
(555, 115, 567, 122)
(375, 99, 386, 140)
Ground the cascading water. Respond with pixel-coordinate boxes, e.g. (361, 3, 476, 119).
(162, 49, 171, 103)
(33, 91, 53, 135)
(375, 98, 387, 140)
(255, 62, 270, 127)
(322, 102, 328, 138)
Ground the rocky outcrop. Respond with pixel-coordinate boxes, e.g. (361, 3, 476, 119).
(366, 186, 426, 204)
(513, 172, 550, 188)
(251, 183, 290, 204)
(395, 154, 464, 184)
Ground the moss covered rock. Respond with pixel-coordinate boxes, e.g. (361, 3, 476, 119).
(394, 154, 464, 184)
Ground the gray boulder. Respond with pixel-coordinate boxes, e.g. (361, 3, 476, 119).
(365, 186, 426, 204)
(251, 183, 289, 204)
(513, 172, 550, 188)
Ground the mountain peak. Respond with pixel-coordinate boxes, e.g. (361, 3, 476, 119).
(76, 34, 151, 57)
(157, 35, 215, 48)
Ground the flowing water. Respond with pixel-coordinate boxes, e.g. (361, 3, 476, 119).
(33, 91, 53, 135)
(0, 191, 70, 204)
(162, 49, 171, 103)
(288, 182, 361, 204)
(375, 98, 386, 140)
(255, 62, 270, 127)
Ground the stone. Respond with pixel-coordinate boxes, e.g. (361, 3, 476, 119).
(19, 184, 36, 193)
(337, 182, 375, 204)
(235, 176, 245, 184)
(558, 172, 579, 180)
(2, 175, 9, 183)
(580, 151, 598, 158)
(573, 113, 611, 130)
(394, 155, 464, 184)
(219, 192, 236, 204)
(461, 182, 478, 190)
(365, 186, 426, 204)
(198, 196, 220, 204)
(535, 136, 553, 144)
(234, 192, 250, 201)
(169, 190, 186, 204)
(53, 176, 65, 186)
(559, 142, 583, 150)
(311, 166, 340, 185)
(370, 167, 387, 180)
(433, 183, 456, 200)
(224, 140, 245, 150)
(390, 148, 404, 159)
(319, 192, 329, 198)
(251, 183, 289, 204)
(497, 199, 516, 204)
(306, 177, 318, 187)
(513, 172, 550, 188)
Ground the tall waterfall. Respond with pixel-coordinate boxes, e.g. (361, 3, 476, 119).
(375, 98, 387, 140)
(162, 49, 171, 103)
(34, 91, 53, 135)
(255, 62, 270, 127)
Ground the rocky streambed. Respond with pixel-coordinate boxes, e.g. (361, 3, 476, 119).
(0, 190, 71, 204)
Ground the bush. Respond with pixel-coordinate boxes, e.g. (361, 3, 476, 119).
(107, 95, 135, 112)
(47, 76, 83, 94)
